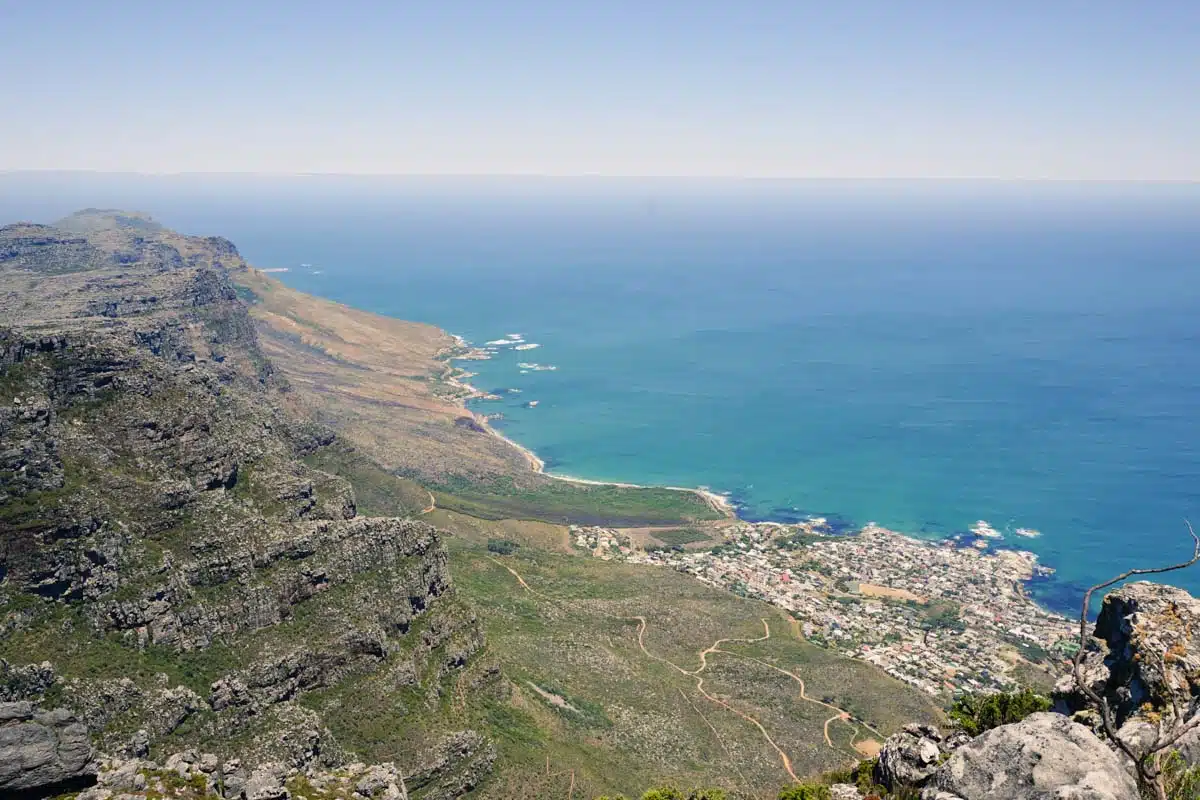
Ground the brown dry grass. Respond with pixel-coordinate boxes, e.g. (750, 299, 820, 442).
(235, 268, 534, 480)
(430, 508, 574, 553)
(858, 583, 927, 604)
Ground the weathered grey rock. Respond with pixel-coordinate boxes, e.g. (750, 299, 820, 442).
(165, 747, 199, 778)
(926, 712, 1139, 800)
(0, 211, 489, 786)
(90, 755, 148, 792)
(876, 723, 946, 788)
(222, 758, 248, 799)
(1116, 717, 1200, 774)
(355, 762, 408, 799)
(0, 701, 97, 795)
(0, 661, 57, 702)
(829, 783, 863, 800)
(405, 730, 496, 800)
(199, 751, 220, 773)
(128, 729, 150, 758)
(244, 761, 290, 800)
(83, 750, 414, 800)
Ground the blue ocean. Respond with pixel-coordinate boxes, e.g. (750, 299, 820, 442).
(4, 174, 1199, 613)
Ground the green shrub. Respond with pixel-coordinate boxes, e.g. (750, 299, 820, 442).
(820, 758, 882, 795)
(637, 789, 726, 800)
(486, 538, 520, 555)
(640, 788, 684, 800)
(1163, 750, 1200, 800)
(948, 688, 1051, 737)
(778, 784, 831, 800)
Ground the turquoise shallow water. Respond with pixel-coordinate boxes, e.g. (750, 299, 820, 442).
(4, 176, 1199, 613)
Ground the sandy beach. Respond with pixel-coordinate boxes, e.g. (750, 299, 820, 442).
(443, 340, 735, 518)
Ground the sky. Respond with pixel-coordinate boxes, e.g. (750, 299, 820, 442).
(2, 1, 1198, 180)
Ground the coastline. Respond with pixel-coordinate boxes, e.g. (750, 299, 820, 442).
(442, 335, 736, 519)
(438, 333, 1080, 619)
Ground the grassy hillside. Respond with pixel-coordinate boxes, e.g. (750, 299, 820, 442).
(233, 263, 946, 797)
(236, 268, 724, 528)
(445, 539, 943, 799)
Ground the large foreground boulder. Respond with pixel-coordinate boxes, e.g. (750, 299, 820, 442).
(0, 701, 97, 797)
(924, 712, 1139, 800)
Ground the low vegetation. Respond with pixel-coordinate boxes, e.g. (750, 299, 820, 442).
(1162, 752, 1200, 800)
(948, 688, 1052, 737)
(446, 537, 942, 798)
(486, 538, 521, 555)
(301, 443, 430, 517)
(651, 528, 713, 547)
(431, 472, 723, 527)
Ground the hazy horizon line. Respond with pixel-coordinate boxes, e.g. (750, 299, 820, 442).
(4, 169, 1198, 186)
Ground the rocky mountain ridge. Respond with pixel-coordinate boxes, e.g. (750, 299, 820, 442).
(1, 210, 494, 798)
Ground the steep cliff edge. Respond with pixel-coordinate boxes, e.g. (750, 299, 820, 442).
(0, 211, 494, 798)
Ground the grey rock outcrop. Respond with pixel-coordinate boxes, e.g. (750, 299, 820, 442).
(0, 701, 98, 796)
(243, 762, 290, 800)
(78, 749, 412, 800)
(405, 730, 497, 800)
(0, 660, 56, 702)
(1053, 581, 1200, 776)
(829, 783, 863, 800)
(1, 211, 490, 788)
(924, 712, 1139, 800)
(877, 723, 944, 787)
(1055, 582, 1200, 729)
(876, 723, 969, 789)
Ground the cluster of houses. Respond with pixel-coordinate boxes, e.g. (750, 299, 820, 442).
(570, 519, 1076, 696)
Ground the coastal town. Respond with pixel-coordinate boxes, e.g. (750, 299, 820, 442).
(572, 519, 1077, 696)
(446, 333, 1079, 696)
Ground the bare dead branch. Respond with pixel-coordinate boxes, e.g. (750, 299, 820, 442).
(1151, 713, 1200, 753)
(1072, 520, 1200, 795)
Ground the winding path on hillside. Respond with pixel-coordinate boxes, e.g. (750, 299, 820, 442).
(716, 650, 884, 741)
(486, 557, 870, 779)
(632, 615, 875, 773)
(486, 556, 555, 602)
(632, 616, 799, 780)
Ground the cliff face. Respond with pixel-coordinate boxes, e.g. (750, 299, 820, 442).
(0, 211, 492, 798)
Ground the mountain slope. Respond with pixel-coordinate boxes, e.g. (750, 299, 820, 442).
(0, 211, 493, 798)
(230, 268, 725, 527)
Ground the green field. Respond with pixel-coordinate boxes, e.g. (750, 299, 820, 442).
(303, 443, 432, 517)
(429, 472, 725, 527)
(651, 528, 715, 548)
